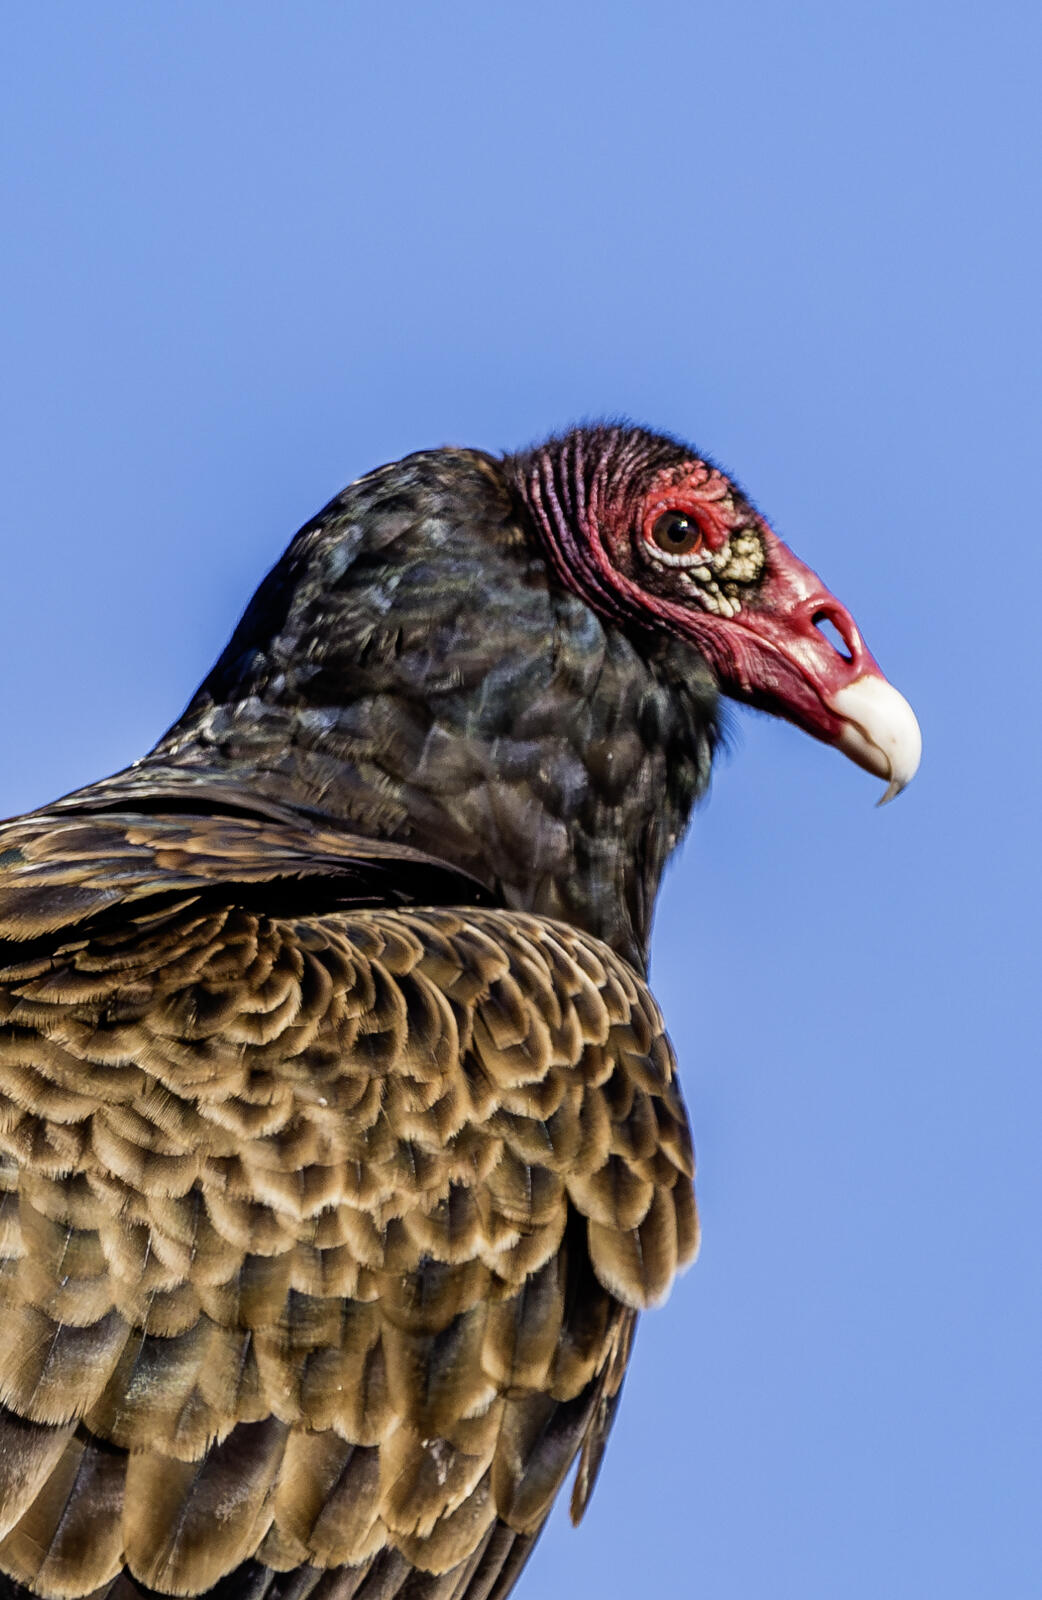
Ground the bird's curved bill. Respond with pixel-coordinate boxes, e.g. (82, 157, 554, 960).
(827, 675, 922, 804)
(705, 528, 922, 802)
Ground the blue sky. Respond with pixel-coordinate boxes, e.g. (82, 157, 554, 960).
(2, 3, 1039, 1596)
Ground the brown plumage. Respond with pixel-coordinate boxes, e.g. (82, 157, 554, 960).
(0, 427, 918, 1599)
(0, 807, 688, 1599)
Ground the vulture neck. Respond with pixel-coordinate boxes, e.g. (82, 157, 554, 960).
(132, 451, 719, 970)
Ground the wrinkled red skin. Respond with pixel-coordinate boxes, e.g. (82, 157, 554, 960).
(673, 528, 879, 742)
(583, 458, 884, 747)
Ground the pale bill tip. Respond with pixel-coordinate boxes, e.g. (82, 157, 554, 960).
(829, 675, 922, 803)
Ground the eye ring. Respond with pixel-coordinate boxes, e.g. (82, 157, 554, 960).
(650, 510, 704, 557)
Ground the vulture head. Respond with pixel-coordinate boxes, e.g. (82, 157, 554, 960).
(512, 424, 920, 802)
(149, 422, 920, 966)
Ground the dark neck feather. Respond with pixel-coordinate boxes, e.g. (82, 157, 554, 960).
(118, 445, 717, 968)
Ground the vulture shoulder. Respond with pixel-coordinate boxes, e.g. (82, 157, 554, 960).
(0, 802, 697, 1600)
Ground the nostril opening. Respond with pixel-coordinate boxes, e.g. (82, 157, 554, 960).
(813, 610, 854, 662)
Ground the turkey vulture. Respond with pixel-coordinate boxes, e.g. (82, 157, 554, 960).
(0, 425, 919, 1600)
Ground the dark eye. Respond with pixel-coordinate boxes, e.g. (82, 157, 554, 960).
(651, 511, 704, 557)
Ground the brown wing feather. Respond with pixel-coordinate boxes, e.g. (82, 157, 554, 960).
(0, 814, 697, 1600)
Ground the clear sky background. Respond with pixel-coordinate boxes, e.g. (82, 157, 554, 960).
(2, 4, 1039, 1597)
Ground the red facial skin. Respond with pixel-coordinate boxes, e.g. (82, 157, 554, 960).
(585, 458, 886, 747)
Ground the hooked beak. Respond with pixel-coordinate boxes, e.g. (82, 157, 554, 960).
(829, 675, 922, 804)
(691, 526, 921, 802)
